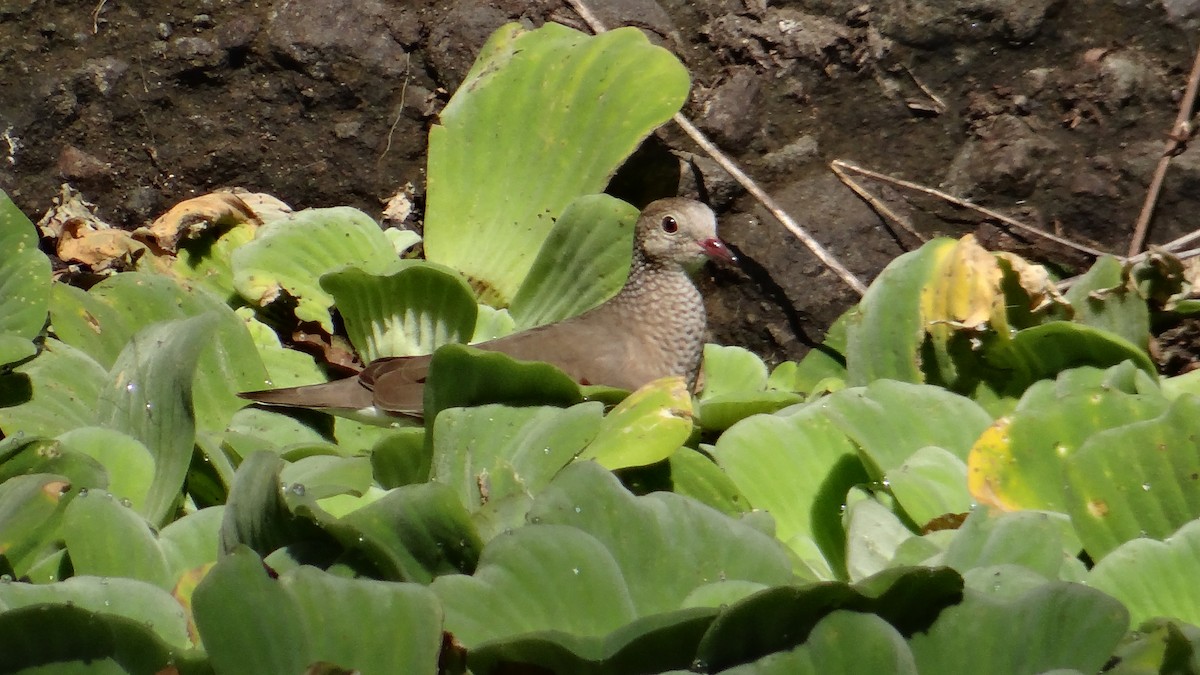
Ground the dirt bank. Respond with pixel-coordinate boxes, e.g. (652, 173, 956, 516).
(1, 0, 1197, 364)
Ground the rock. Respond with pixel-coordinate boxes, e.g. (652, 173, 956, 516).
(575, 0, 677, 40)
(703, 9, 851, 69)
(58, 146, 111, 186)
(79, 57, 128, 96)
(678, 154, 743, 210)
(761, 135, 821, 176)
(1162, 0, 1200, 28)
(121, 186, 165, 223)
(718, 173, 893, 339)
(696, 66, 761, 148)
(875, 0, 1063, 47)
(424, 4, 508, 91)
(943, 114, 1058, 199)
(215, 15, 260, 52)
(267, 0, 412, 80)
(1096, 50, 1160, 106)
(170, 37, 225, 73)
(332, 120, 361, 140)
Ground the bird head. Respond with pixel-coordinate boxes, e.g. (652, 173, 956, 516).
(636, 198, 735, 267)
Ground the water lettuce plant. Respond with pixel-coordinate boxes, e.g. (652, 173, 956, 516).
(2, 21, 1200, 675)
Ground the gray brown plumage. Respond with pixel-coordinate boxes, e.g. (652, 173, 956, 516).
(239, 197, 733, 417)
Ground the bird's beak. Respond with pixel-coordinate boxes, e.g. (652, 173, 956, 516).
(700, 237, 737, 264)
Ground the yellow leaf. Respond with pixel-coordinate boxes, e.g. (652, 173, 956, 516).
(995, 251, 1068, 313)
(921, 234, 1004, 333)
(966, 418, 1024, 511)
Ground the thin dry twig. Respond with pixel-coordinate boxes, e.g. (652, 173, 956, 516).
(1127, 44, 1200, 257)
(829, 160, 926, 244)
(1129, 226, 1200, 264)
(896, 64, 947, 115)
(564, 0, 868, 295)
(378, 52, 412, 167)
(831, 159, 1110, 258)
(91, 0, 108, 34)
(673, 115, 868, 294)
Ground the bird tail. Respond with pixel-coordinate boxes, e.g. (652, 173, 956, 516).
(238, 378, 375, 411)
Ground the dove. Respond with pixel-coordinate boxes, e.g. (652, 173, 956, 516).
(239, 197, 733, 417)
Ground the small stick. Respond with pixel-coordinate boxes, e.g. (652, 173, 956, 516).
(898, 64, 947, 114)
(91, 0, 107, 34)
(1127, 44, 1200, 257)
(564, 0, 868, 295)
(672, 115, 868, 293)
(378, 52, 412, 166)
(829, 160, 926, 245)
(831, 159, 1109, 258)
(1128, 226, 1200, 263)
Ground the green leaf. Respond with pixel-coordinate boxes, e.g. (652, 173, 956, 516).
(280, 455, 373, 501)
(425, 23, 689, 305)
(1107, 617, 1200, 675)
(337, 482, 482, 583)
(985, 323, 1157, 395)
(694, 567, 963, 672)
(527, 462, 793, 617)
(0, 576, 197, 670)
(0, 603, 205, 674)
(845, 240, 951, 385)
(50, 273, 270, 434)
(1089, 519, 1200, 629)
(941, 507, 1082, 582)
(509, 194, 639, 329)
(0, 474, 73, 577)
(0, 334, 36, 369)
(0, 191, 51, 363)
(431, 402, 602, 513)
(321, 262, 478, 362)
(231, 207, 398, 331)
(424, 344, 582, 421)
(715, 611, 917, 675)
(1063, 395, 1200, 558)
(711, 405, 866, 579)
(577, 377, 693, 470)
(1064, 255, 1150, 351)
(844, 492, 923, 581)
(61, 491, 171, 589)
(194, 546, 443, 675)
(467, 608, 718, 675)
(908, 582, 1128, 673)
(698, 345, 802, 431)
(0, 339, 108, 438)
(0, 437, 107, 492)
(700, 345, 770, 399)
(668, 446, 751, 517)
(822, 380, 992, 474)
(369, 427, 429, 488)
(219, 452, 337, 559)
(432, 525, 638, 647)
(238, 307, 326, 390)
(886, 446, 971, 527)
(967, 377, 1168, 513)
(97, 315, 212, 525)
(55, 427, 154, 510)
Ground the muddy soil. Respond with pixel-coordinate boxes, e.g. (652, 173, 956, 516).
(1, 0, 1198, 367)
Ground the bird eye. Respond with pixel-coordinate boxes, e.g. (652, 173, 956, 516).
(661, 215, 678, 233)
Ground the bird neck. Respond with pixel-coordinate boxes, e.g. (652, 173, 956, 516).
(618, 251, 685, 299)
(611, 249, 707, 387)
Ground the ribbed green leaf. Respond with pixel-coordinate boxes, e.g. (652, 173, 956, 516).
(425, 23, 689, 305)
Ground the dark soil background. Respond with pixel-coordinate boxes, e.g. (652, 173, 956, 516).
(2, 0, 1198, 366)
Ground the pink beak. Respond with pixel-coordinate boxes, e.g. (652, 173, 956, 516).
(700, 237, 737, 263)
